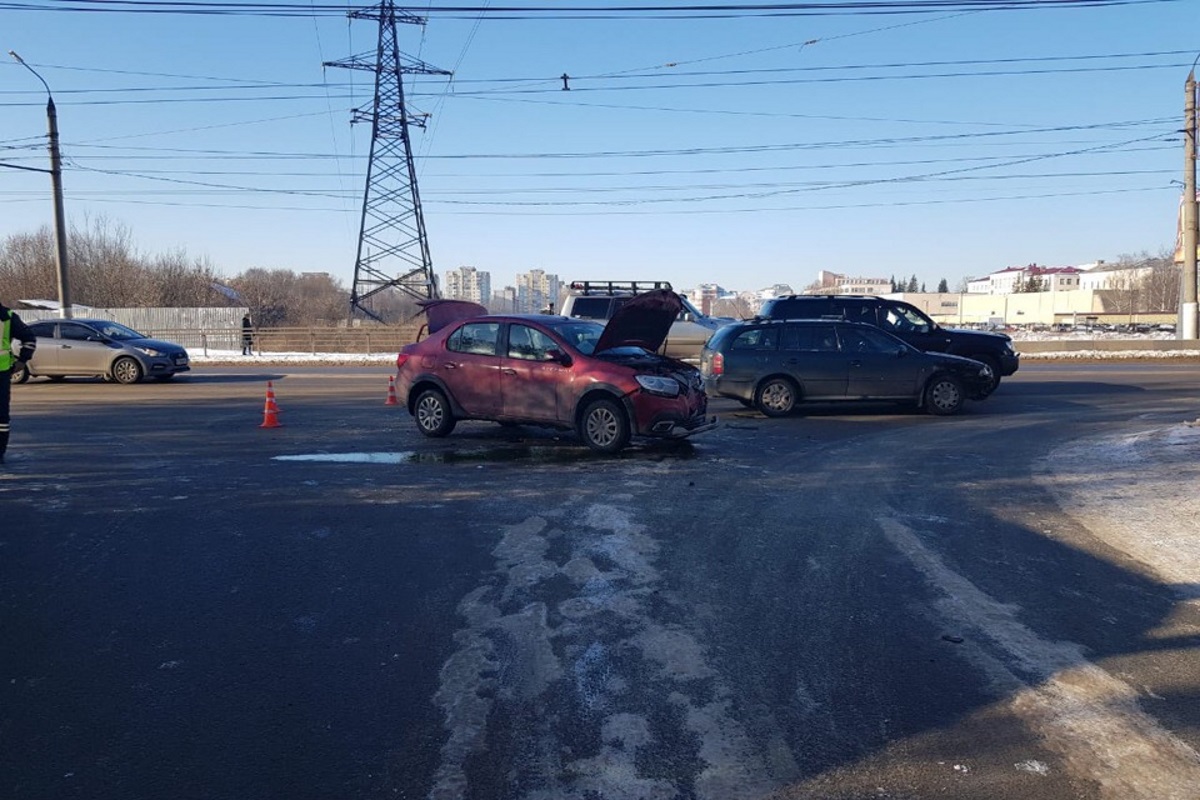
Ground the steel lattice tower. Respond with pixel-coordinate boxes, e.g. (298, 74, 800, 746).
(325, 1, 450, 322)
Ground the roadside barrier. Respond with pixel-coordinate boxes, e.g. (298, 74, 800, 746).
(385, 376, 399, 406)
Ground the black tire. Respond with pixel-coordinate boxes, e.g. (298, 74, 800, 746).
(10, 363, 30, 384)
(970, 355, 1001, 399)
(414, 388, 456, 437)
(579, 398, 631, 454)
(111, 356, 144, 385)
(925, 374, 964, 416)
(755, 377, 797, 417)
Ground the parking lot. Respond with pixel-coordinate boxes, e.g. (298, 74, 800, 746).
(3, 362, 1199, 799)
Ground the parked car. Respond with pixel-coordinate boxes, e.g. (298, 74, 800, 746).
(10, 319, 190, 385)
(700, 318, 994, 417)
(559, 280, 736, 361)
(756, 295, 1018, 396)
(395, 289, 717, 453)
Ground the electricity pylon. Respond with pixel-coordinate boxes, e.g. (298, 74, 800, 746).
(325, 1, 450, 322)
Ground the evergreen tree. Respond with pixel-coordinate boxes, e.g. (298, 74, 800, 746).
(920, 282, 926, 293)
(906, 275, 919, 292)
(937, 278, 949, 293)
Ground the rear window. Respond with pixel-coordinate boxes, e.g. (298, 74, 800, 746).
(570, 297, 616, 320)
(705, 324, 741, 351)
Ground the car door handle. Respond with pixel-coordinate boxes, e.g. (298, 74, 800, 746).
(850, 359, 863, 367)
(443, 363, 458, 369)
(501, 368, 517, 375)
(784, 358, 799, 365)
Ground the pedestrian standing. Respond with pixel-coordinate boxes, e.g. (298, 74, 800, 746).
(241, 314, 254, 356)
(1, 302, 38, 465)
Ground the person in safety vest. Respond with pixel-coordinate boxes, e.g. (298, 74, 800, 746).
(1, 303, 38, 465)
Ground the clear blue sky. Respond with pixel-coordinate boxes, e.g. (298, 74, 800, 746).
(2, 0, 1196, 296)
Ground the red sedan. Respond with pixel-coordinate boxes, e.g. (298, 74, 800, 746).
(395, 289, 716, 453)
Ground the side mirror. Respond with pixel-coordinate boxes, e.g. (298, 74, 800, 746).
(547, 348, 573, 366)
(896, 346, 908, 358)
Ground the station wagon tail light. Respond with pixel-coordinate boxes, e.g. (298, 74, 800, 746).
(710, 352, 724, 376)
(396, 353, 410, 370)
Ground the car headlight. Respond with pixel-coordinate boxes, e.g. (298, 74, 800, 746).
(636, 375, 681, 397)
(135, 346, 162, 357)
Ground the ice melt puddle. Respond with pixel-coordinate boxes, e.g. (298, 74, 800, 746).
(274, 452, 415, 464)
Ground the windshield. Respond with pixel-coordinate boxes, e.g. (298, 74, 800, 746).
(547, 320, 605, 355)
(89, 321, 146, 340)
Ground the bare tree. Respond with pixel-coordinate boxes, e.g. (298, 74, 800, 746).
(0, 227, 57, 304)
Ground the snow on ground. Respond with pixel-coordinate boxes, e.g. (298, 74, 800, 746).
(1036, 420, 1200, 595)
(190, 349, 397, 365)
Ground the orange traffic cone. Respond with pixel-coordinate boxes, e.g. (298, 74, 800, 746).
(260, 381, 282, 428)
(385, 375, 399, 406)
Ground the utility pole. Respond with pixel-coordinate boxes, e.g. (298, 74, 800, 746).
(10, 51, 72, 319)
(1181, 66, 1198, 340)
(325, 1, 451, 322)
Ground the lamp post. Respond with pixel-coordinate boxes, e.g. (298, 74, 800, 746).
(9, 51, 72, 319)
(1181, 56, 1198, 340)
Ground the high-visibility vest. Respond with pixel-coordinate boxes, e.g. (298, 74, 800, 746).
(0, 311, 13, 371)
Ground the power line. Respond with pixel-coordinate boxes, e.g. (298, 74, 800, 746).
(0, 0, 1177, 19)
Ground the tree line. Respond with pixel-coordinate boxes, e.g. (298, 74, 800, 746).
(0, 218, 364, 327)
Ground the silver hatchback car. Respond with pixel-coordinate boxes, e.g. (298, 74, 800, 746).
(10, 318, 190, 384)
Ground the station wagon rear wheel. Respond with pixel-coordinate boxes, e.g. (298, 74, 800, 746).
(415, 389, 456, 437)
(580, 398, 630, 454)
(925, 374, 964, 416)
(10, 363, 30, 384)
(755, 377, 797, 417)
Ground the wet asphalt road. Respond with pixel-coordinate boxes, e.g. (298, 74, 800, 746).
(2, 363, 1198, 800)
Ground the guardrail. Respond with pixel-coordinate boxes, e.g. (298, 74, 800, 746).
(141, 325, 424, 356)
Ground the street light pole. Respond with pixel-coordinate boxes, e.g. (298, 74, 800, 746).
(10, 51, 72, 320)
(1181, 61, 1198, 340)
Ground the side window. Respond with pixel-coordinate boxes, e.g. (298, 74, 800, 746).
(841, 303, 876, 325)
(839, 326, 895, 354)
(29, 322, 56, 338)
(570, 297, 614, 320)
(60, 323, 96, 342)
(446, 322, 500, 356)
(782, 324, 838, 352)
(731, 327, 779, 351)
(506, 324, 558, 361)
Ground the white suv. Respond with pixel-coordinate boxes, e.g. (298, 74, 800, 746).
(559, 281, 735, 361)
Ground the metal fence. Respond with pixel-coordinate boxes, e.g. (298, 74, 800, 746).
(15, 307, 422, 355)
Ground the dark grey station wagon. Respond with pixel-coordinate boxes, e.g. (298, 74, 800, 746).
(700, 318, 993, 417)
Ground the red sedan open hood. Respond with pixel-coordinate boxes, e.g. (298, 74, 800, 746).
(418, 299, 489, 334)
(593, 288, 682, 354)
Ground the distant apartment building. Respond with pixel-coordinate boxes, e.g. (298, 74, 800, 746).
(1077, 260, 1155, 290)
(444, 266, 491, 305)
(805, 270, 890, 295)
(687, 283, 725, 316)
(515, 269, 561, 313)
(966, 264, 1084, 294)
(490, 286, 518, 314)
